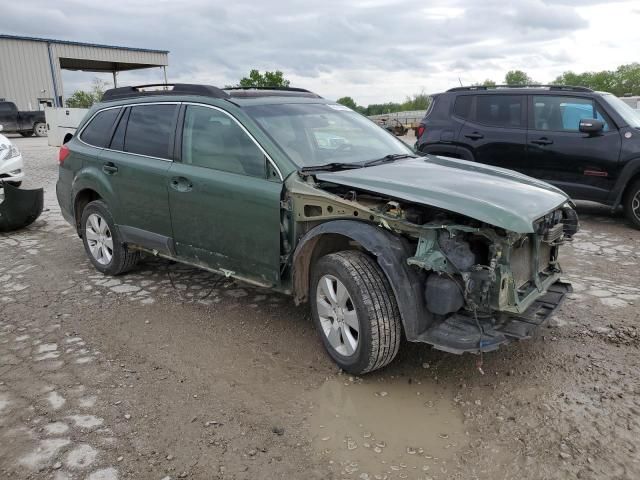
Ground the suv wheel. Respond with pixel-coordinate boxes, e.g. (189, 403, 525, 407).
(33, 123, 47, 137)
(310, 251, 401, 374)
(624, 179, 640, 229)
(81, 200, 139, 275)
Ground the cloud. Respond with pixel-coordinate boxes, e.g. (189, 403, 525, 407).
(0, 0, 637, 104)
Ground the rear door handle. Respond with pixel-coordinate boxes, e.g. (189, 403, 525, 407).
(530, 138, 553, 146)
(170, 176, 193, 192)
(102, 162, 118, 175)
(464, 132, 484, 140)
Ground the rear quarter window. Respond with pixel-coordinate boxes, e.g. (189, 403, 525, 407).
(80, 108, 120, 147)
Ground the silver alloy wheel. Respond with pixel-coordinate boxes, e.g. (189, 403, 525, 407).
(85, 213, 114, 265)
(35, 123, 47, 136)
(316, 274, 360, 357)
(633, 190, 640, 221)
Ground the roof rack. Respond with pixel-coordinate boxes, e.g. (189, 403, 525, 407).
(101, 83, 229, 102)
(447, 85, 593, 93)
(224, 86, 323, 98)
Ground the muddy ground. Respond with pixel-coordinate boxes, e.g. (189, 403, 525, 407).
(0, 136, 639, 480)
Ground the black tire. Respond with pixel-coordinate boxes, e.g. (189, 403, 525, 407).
(20, 131, 33, 137)
(33, 123, 47, 137)
(623, 179, 640, 229)
(7, 181, 22, 187)
(310, 250, 401, 374)
(80, 200, 139, 275)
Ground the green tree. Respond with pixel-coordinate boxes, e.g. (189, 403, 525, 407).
(504, 70, 534, 86)
(336, 96, 358, 110)
(552, 63, 640, 95)
(237, 69, 290, 88)
(482, 79, 496, 87)
(65, 78, 110, 108)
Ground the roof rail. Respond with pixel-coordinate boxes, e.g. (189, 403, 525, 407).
(446, 85, 593, 93)
(224, 86, 323, 98)
(101, 83, 230, 102)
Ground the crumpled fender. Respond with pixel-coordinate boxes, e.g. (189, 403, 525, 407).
(0, 181, 44, 232)
(292, 219, 433, 339)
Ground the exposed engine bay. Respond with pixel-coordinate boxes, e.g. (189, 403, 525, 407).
(287, 175, 578, 353)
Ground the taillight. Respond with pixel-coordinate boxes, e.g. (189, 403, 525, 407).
(58, 145, 70, 165)
(416, 124, 425, 139)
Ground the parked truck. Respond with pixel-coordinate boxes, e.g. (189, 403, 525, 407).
(0, 101, 47, 137)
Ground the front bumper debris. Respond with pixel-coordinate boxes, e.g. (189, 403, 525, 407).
(415, 280, 572, 354)
(0, 181, 44, 232)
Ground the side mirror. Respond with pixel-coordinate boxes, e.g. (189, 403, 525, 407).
(579, 118, 604, 134)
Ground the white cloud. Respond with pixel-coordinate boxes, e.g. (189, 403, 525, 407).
(1, 0, 638, 105)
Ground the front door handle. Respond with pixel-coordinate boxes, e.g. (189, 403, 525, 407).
(464, 132, 484, 140)
(530, 137, 553, 146)
(170, 176, 193, 192)
(102, 162, 118, 175)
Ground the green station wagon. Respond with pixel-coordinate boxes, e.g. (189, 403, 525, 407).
(57, 84, 578, 374)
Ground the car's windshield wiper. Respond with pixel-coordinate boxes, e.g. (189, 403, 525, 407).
(361, 153, 417, 167)
(299, 162, 364, 173)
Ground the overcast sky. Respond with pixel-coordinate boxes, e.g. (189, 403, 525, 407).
(1, 0, 639, 105)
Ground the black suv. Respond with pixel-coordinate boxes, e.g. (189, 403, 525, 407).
(415, 85, 640, 228)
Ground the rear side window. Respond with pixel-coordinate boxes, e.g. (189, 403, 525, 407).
(475, 95, 524, 127)
(80, 108, 120, 147)
(453, 95, 472, 119)
(124, 104, 177, 158)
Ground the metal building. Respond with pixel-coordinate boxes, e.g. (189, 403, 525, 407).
(0, 34, 169, 110)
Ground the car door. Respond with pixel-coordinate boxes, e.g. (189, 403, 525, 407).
(167, 103, 282, 286)
(457, 94, 527, 169)
(0, 103, 18, 132)
(526, 95, 621, 201)
(98, 103, 178, 251)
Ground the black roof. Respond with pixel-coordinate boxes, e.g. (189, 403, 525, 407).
(101, 84, 322, 102)
(447, 85, 593, 93)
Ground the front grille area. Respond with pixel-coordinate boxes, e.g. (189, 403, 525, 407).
(510, 237, 553, 289)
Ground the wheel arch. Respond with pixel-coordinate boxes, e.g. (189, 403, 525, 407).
(292, 220, 433, 339)
(73, 188, 102, 235)
(610, 157, 640, 208)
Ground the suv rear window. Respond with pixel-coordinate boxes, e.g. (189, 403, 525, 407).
(475, 95, 524, 127)
(80, 108, 120, 148)
(453, 96, 472, 119)
(124, 104, 177, 159)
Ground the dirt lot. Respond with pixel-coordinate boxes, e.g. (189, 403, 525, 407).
(1, 136, 639, 480)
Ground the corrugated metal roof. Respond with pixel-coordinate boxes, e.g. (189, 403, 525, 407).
(0, 34, 168, 54)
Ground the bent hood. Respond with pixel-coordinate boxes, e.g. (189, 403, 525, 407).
(315, 156, 569, 233)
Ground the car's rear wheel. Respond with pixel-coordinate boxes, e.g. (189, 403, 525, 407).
(81, 200, 139, 275)
(624, 179, 640, 229)
(33, 123, 47, 137)
(310, 250, 401, 374)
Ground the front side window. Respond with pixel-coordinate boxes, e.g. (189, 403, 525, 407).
(475, 95, 524, 127)
(80, 108, 120, 147)
(245, 103, 412, 167)
(124, 104, 177, 158)
(181, 105, 266, 177)
(532, 96, 609, 132)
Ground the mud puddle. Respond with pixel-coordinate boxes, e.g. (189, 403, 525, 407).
(308, 376, 466, 479)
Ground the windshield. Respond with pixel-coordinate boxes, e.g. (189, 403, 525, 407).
(244, 103, 414, 167)
(600, 93, 640, 128)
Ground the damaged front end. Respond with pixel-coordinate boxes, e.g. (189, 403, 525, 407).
(289, 172, 579, 355)
(406, 208, 577, 353)
(0, 181, 44, 233)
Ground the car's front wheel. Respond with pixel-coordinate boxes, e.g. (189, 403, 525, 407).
(310, 251, 401, 374)
(81, 200, 139, 275)
(624, 179, 640, 230)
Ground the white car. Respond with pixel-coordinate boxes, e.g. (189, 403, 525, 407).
(0, 125, 24, 186)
